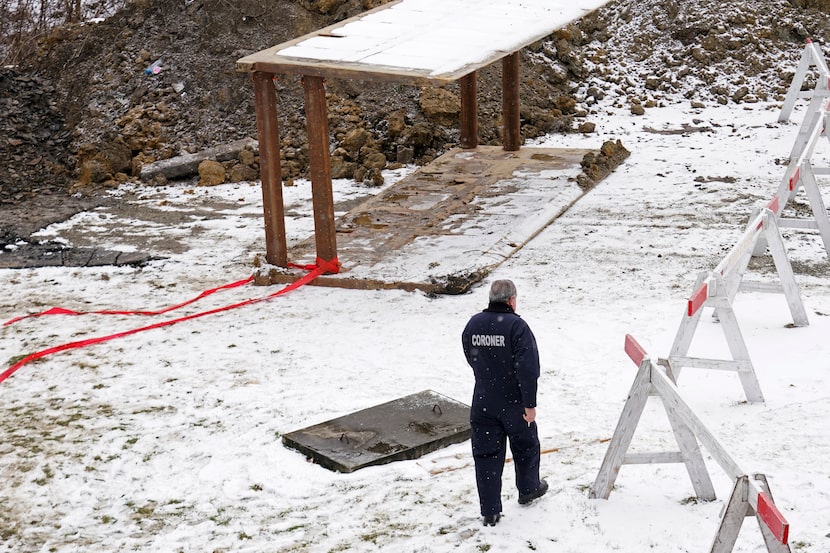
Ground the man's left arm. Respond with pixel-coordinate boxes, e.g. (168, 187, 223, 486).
(513, 320, 540, 409)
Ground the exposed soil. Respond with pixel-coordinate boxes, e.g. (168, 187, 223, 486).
(3, 0, 830, 263)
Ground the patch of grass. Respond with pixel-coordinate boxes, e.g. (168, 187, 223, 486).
(133, 501, 157, 520)
(360, 532, 381, 544)
(160, 499, 189, 519)
(6, 354, 29, 366)
(0, 525, 17, 540)
(34, 465, 54, 486)
(12, 438, 43, 454)
(93, 454, 120, 463)
(210, 507, 231, 527)
(132, 405, 174, 415)
(56, 412, 84, 427)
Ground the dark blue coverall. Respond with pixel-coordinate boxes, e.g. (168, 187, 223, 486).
(462, 301, 542, 517)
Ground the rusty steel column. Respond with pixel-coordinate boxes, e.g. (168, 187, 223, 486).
(459, 71, 478, 149)
(502, 52, 521, 152)
(302, 75, 338, 270)
(252, 71, 288, 267)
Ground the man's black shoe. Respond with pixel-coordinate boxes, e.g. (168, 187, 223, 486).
(482, 513, 501, 526)
(518, 479, 549, 505)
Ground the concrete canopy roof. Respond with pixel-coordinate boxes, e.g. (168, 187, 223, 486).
(236, 0, 612, 85)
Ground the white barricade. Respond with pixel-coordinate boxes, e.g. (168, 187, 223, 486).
(765, 39, 830, 258)
(668, 204, 808, 403)
(587, 43, 825, 552)
(591, 335, 792, 553)
(779, 39, 830, 123)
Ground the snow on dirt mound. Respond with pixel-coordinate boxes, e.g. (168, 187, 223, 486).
(3, 0, 830, 209)
(576, 0, 830, 107)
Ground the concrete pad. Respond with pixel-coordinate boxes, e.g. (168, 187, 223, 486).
(0, 244, 157, 269)
(282, 390, 470, 473)
(256, 144, 628, 293)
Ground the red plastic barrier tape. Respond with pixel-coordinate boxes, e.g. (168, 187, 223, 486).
(4, 276, 254, 326)
(757, 492, 790, 544)
(289, 256, 341, 274)
(624, 334, 647, 367)
(0, 259, 338, 384)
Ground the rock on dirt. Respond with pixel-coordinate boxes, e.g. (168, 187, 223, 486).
(0, 69, 73, 206)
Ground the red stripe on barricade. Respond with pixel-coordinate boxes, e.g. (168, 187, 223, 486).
(0, 259, 337, 385)
(767, 196, 780, 215)
(624, 334, 647, 367)
(3, 276, 255, 326)
(687, 282, 708, 316)
(757, 492, 790, 544)
(789, 166, 801, 191)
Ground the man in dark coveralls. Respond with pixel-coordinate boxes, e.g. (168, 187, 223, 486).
(461, 279, 548, 527)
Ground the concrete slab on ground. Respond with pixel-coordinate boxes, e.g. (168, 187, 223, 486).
(282, 390, 470, 473)
(257, 145, 623, 293)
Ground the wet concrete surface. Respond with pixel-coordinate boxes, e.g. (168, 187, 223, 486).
(282, 390, 471, 473)
(0, 191, 158, 269)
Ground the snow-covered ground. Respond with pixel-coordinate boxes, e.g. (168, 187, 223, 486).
(1, 96, 829, 551)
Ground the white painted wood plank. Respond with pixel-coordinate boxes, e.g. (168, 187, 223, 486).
(239, 0, 614, 80)
(589, 361, 652, 500)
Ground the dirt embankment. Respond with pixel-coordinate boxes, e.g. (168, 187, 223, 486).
(31, 0, 596, 187)
(2, 0, 830, 247)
